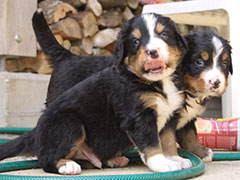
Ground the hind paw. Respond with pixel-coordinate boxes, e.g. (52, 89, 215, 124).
(58, 161, 81, 175)
(107, 156, 129, 168)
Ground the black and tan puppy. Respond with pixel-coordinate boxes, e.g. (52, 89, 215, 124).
(0, 11, 191, 175)
(176, 31, 232, 161)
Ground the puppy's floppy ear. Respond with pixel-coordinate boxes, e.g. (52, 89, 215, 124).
(227, 44, 233, 75)
(114, 38, 125, 64)
(113, 19, 133, 64)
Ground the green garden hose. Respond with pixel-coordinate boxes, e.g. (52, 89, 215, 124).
(0, 149, 204, 180)
(0, 128, 32, 134)
(0, 127, 239, 180)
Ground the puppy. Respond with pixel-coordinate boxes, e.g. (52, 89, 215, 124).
(0, 12, 191, 175)
(176, 31, 233, 161)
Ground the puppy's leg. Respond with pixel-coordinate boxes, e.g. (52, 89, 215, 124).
(126, 110, 182, 172)
(141, 143, 182, 172)
(176, 120, 213, 161)
(160, 127, 192, 169)
(35, 111, 87, 175)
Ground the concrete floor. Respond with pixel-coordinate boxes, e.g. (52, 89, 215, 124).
(1, 158, 240, 179)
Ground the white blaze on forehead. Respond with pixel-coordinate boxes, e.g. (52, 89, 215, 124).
(200, 36, 225, 95)
(142, 14, 169, 61)
(212, 36, 224, 66)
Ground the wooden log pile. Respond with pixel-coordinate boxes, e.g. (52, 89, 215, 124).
(6, 0, 142, 74)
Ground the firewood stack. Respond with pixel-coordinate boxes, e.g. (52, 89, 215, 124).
(6, 0, 143, 74)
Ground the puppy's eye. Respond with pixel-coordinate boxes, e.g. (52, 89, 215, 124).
(132, 39, 140, 48)
(160, 32, 168, 40)
(222, 61, 228, 69)
(195, 59, 204, 67)
(132, 39, 140, 47)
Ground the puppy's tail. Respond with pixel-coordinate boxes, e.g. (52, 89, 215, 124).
(32, 9, 73, 67)
(0, 128, 36, 160)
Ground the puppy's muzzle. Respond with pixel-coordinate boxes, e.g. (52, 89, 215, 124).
(209, 79, 221, 89)
(144, 49, 167, 74)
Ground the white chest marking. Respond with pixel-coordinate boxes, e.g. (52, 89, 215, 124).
(143, 77, 183, 132)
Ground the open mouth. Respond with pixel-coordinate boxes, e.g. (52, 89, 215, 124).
(144, 58, 166, 74)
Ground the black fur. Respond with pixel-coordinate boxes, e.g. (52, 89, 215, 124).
(32, 11, 115, 105)
(0, 11, 187, 174)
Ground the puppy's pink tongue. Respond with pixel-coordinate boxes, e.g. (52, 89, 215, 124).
(144, 58, 166, 71)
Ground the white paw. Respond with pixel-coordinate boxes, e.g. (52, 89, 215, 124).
(58, 161, 81, 175)
(202, 148, 213, 162)
(167, 155, 192, 169)
(147, 154, 182, 172)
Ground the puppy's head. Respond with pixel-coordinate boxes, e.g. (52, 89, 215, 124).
(183, 32, 232, 97)
(114, 13, 187, 82)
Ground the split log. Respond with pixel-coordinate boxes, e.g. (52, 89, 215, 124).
(105, 42, 115, 53)
(61, 0, 86, 8)
(122, 7, 134, 21)
(6, 52, 52, 74)
(98, 8, 122, 28)
(63, 39, 71, 50)
(70, 11, 99, 37)
(97, 49, 112, 56)
(82, 38, 93, 55)
(86, 0, 102, 16)
(70, 46, 81, 55)
(50, 17, 82, 40)
(39, 0, 77, 24)
(132, 5, 143, 16)
(98, 0, 127, 9)
(54, 34, 64, 45)
(127, 0, 139, 9)
(37, 52, 53, 74)
(92, 28, 120, 48)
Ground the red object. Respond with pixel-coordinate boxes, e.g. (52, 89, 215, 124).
(196, 117, 240, 151)
(140, 0, 164, 5)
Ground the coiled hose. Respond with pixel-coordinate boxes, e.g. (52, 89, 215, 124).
(0, 127, 237, 180)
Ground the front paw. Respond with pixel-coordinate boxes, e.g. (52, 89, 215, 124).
(193, 145, 213, 161)
(202, 148, 213, 162)
(167, 155, 192, 169)
(147, 154, 182, 172)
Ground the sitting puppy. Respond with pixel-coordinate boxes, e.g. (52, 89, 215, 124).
(32, 10, 233, 162)
(0, 11, 191, 175)
(176, 31, 233, 161)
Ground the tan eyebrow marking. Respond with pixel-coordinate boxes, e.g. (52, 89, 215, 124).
(156, 23, 164, 34)
(200, 51, 209, 61)
(222, 52, 228, 61)
(132, 28, 141, 39)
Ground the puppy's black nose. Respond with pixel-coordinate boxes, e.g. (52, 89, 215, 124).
(146, 49, 159, 59)
(210, 79, 221, 89)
